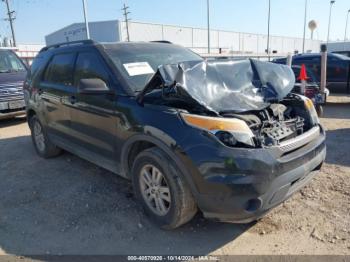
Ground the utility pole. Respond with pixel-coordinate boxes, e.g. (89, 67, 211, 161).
(345, 9, 350, 42)
(327, 0, 335, 44)
(207, 0, 210, 54)
(122, 3, 131, 42)
(302, 0, 308, 53)
(82, 0, 90, 39)
(3, 0, 16, 47)
(267, 0, 271, 60)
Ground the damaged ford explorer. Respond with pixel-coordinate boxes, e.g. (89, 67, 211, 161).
(24, 40, 326, 229)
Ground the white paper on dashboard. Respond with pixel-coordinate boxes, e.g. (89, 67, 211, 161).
(123, 62, 155, 76)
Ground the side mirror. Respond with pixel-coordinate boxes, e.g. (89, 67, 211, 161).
(78, 78, 111, 94)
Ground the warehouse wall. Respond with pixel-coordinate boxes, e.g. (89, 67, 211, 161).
(45, 20, 120, 45)
(326, 41, 350, 52)
(46, 20, 321, 55)
(120, 21, 321, 55)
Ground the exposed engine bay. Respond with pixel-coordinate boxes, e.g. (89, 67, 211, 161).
(221, 102, 306, 147)
(138, 59, 318, 148)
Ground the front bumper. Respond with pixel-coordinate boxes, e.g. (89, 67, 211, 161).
(0, 99, 26, 120)
(185, 125, 326, 223)
(0, 109, 26, 120)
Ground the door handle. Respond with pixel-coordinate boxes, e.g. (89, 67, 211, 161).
(69, 95, 77, 104)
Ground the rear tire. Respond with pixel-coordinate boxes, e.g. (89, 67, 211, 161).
(132, 147, 197, 229)
(29, 115, 62, 158)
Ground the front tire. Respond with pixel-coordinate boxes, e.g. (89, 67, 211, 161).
(132, 147, 197, 229)
(29, 115, 62, 158)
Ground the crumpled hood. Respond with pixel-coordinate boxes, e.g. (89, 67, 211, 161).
(151, 59, 295, 113)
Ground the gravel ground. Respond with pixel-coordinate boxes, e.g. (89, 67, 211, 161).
(0, 96, 349, 256)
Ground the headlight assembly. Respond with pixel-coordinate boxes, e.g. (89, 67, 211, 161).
(180, 113, 255, 147)
(303, 97, 320, 124)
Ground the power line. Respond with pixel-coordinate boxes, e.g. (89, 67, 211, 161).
(122, 3, 131, 42)
(2, 0, 16, 46)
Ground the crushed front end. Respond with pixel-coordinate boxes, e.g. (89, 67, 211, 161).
(139, 58, 326, 222)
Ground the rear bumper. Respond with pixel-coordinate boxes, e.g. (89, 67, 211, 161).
(186, 125, 326, 223)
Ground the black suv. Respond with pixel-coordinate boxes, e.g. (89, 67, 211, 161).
(24, 40, 326, 229)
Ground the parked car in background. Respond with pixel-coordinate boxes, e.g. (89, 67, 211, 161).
(291, 65, 330, 117)
(24, 40, 326, 229)
(0, 48, 27, 120)
(273, 53, 350, 93)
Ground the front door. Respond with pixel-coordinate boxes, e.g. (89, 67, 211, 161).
(68, 51, 119, 171)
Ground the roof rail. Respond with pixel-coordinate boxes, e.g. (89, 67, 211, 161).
(150, 40, 173, 44)
(40, 39, 96, 53)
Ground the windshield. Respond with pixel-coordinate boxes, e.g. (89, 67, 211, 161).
(104, 43, 203, 92)
(0, 50, 26, 73)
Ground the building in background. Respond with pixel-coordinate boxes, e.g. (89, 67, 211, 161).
(326, 41, 350, 57)
(0, 44, 44, 65)
(45, 20, 321, 56)
(15, 44, 44, 65)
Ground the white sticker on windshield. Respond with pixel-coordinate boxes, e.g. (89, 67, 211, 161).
(123, 62, 155, 76)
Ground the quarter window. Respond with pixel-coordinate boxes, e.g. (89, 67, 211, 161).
(44, 53, 76, 86)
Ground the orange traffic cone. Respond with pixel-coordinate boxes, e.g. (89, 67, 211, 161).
(297, 64, 309, 81)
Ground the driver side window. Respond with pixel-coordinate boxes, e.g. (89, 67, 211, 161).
(74, 52, 109, 86)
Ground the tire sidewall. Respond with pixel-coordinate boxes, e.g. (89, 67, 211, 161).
(29, 116, 48, 157)
(132, 149, 183, 229)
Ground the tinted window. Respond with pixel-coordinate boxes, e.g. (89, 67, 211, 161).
(44, 53, 76, 86)
(74, 52, 109, 85)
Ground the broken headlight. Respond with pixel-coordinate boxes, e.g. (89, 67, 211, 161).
(180, 113, 255, 147)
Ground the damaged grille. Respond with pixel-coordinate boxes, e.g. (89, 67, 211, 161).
(0, 82, 24, 103)
(278, 126, 320, 153)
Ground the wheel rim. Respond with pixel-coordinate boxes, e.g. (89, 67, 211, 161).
(139, 164, 171, 216)
(33, 120, 45, 152)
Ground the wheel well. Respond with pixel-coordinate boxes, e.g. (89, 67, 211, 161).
(127, 141, 156, 175)
(27, 109, 36, 121)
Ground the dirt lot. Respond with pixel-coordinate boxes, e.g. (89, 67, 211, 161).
(0, 96, 349, 256)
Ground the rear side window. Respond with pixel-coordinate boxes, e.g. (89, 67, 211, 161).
(44, 53, 76, 86)
(74, 52, 109, 85)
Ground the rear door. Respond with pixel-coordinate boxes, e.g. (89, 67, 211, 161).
(39, 52, 77, 140)
(68, 50, 119, 170)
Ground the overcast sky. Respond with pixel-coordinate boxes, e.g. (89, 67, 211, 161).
(0, 0, 349, 44)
